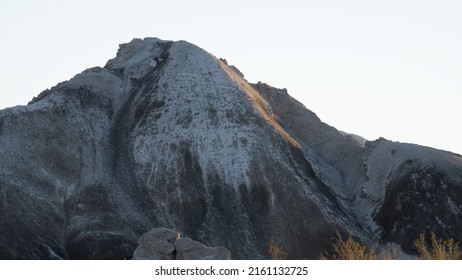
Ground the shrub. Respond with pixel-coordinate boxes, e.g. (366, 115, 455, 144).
(268, 239, 288, 260)
(413, 232, 461, 260)
(321, 231, 461, 260)
(320, 231, 377, 260)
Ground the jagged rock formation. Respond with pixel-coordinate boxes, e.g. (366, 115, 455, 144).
(0, 37, 461, 259)
(132, 227, 230, 260)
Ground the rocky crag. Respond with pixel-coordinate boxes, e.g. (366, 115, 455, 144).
(1, 37, 461, 259)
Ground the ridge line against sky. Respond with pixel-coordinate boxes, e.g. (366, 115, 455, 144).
(0, 0, 461, 155)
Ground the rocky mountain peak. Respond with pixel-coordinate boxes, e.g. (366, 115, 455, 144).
(1, 37, 462, 259)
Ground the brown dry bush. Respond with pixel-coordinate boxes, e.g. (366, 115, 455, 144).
(269, 231, 461, 260)
(320, 231, 377, 260)
(413, 232, 461, 260)
(268, 239, 288, 260)
(320, 231, 461, 260)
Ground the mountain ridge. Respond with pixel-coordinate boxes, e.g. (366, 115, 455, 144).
(1, 37, 461, 259)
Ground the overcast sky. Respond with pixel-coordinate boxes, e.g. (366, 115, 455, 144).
(1, 0, 461, 154)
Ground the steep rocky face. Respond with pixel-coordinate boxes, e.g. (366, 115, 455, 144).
(251, 82, 367, 214)
(368, 140, 462, 251)
(251, 82, 366, 188)
(0, 38, 359, 259)
(251, 82, 462, 252)
(1, 37, 462, 259)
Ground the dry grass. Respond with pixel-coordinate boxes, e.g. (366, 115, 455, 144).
(320, 231, 377, 260)
(267, 231, 461, 260)
(414, 232, 461, 260)
(320, 231, 461, 260)
(268, 239, 288, 260)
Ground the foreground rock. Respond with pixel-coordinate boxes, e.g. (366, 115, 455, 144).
(133, 228, 231, 260)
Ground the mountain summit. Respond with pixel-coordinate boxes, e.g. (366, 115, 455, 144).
(1, 38, 461, 259)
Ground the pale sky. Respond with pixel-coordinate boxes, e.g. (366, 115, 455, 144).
(1, 0, 461, 155)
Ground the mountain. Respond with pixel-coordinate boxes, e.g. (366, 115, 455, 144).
(1, 37, 461, 259)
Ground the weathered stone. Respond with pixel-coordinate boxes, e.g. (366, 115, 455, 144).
(133, 228, 231, 260)
(174, 237, 205, 253)
(132, 246, 166, 260)
(177, 246, 231, 260)
(142, 240, 175, 255)
(132, 228, 178, 260)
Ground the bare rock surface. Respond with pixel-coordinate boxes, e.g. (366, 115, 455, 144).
(133, 228, 230, 260)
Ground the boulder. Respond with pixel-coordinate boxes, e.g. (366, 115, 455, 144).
(133, 228, 231, 260)
(174, 237, 205, 253)
(176, 246, 231, 260)
(133, 227, 178, 260)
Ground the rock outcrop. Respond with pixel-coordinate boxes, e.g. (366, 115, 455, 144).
(132, 227, 230, 260)
(0, 37, 461, 259)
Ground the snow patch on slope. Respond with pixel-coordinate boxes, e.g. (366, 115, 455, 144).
(131, 40, 255, 190)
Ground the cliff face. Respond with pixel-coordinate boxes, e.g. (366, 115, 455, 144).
(1, 38, 461, 259)
(252, 82, 462, 253)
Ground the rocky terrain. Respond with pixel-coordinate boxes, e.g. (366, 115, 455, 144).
(1, 37, 461, 259)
